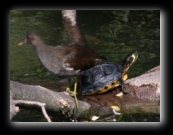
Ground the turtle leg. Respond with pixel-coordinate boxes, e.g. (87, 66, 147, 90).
(119, 79, 130, 94)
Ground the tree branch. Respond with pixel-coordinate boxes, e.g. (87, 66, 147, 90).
(10, 81, 91, 120)
(14, 100, 51, 122)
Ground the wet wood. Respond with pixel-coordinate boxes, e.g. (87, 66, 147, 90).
(126, 66, 160, 100)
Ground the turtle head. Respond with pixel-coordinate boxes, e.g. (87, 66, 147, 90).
(122, 51, 138, 73)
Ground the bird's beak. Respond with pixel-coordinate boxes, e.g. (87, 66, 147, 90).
(18, 39, 26, 46)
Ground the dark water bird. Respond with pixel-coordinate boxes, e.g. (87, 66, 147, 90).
(18, 32, 105, 108)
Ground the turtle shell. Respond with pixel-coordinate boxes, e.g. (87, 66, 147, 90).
(77, 62, 123, 95)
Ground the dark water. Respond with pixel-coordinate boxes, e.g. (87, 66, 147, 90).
(10, 10, 160, 122)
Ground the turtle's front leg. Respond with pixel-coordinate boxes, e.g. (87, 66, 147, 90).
(119, 79, 130, 94)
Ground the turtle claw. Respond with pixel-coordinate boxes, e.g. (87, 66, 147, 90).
(116, 89, 130, 97)
(122, 89, 130, 94)
(116, 92, 123, 97)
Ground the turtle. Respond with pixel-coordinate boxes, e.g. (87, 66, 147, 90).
(77, 51, 138, 95)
